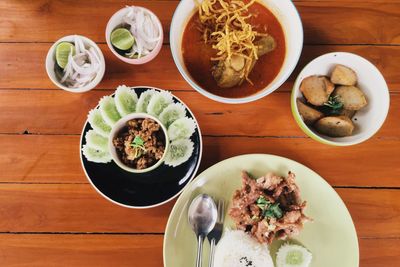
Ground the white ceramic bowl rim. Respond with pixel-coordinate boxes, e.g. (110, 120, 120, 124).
(105, 6, 164, 64)
(79, 86, 203, 209)
(45, 35, 106, 93)
(170, 0, 303, 104)
(108, 113, 169, 173)
(291, 52, 390, 146)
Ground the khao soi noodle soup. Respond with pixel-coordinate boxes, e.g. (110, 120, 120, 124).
(182, 0, 286, 98)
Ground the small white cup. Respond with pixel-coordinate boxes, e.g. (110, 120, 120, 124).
(108, 113, 170, 173)
(105, 6, 164, 65)
(45, 35, 106, 93)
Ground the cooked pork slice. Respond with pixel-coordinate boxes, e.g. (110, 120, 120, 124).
(229, 171, 310, 244)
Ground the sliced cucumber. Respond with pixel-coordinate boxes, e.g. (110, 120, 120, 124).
(115, 85, 138, 116)
(167, 117, 196, 141)
(164, 139, 194, 167)
(88, 109, 111, 137)
(99, 96, 121, 126)
(276, 244, 312, 267)
(136, 89, 157, 113)
(85, 130, 109, 151)
(159, 102, 186, 127)
(82, 145, 112, 163)
(147, 91, 173, 117)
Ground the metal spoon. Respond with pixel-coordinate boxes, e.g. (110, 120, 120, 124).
(188, 194, 218, 267)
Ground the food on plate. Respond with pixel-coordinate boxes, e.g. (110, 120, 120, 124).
(276, 243, 312, 267)
(159, 103, 186, 127)
(99, 96, 122, 126)
(314, 116, 354, 137)
(297, 64, 368, 137)
(82, 86, 197, 167)
(81, 145, 112, 163)
(110, 6, 161, 59)
(88, 109, 112, 137)
(296, 99, 324, 125)
(164, 139, 194, 167)
(54, 36, 101, 88)
(115, 85, 138, 116)
(330, 64, 357, 86)
(85, 130, 109, 151)
(146, 91, 174, 117)
(339, 108, 356, 119)
(213, 230, 274, 267)
(136, 89, 157, 113)
(299, 76, 334, 106)
(332, 85, 367, 111)
(229, 171, 311, 244)
(182, 0, 285, 98)
(113, 118, 166, 169)
(167, 117, 196, 141)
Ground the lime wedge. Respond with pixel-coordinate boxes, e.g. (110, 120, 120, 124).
(56, 42, 75, 69)
(111, 28, 135, 50)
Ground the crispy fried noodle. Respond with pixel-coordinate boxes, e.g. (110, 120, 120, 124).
(197, 0, 267, 84)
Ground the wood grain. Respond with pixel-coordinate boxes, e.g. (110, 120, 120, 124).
(0, 135, 399, 187)
(0, 234, 398, 267)
(0, 0, 399, 265)
(1, 43, 399, 90)
(0, 234, 163, 267)
(0, 184, 398, 238)
(0, 90, 398, 137)
(1, 1, 400, 45)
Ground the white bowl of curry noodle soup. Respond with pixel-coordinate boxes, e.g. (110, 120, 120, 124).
(170, 0, 303, 104)
(108, 113, 169, 173)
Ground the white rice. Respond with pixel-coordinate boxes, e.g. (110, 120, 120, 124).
(213, 230, 274, 267)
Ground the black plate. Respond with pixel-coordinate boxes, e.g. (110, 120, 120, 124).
(80, 87, 202, 208)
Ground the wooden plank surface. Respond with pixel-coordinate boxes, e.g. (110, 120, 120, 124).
(0, 184, 398, 239)
(0, 90, 398, 137)
(1, 43, 399, 90)
(0, 234, 398, 267)
(1, 1, 400, 45)
(1, 135, 399, 187)
(0, 234, 164, 267)
(1, 0, 399, 266)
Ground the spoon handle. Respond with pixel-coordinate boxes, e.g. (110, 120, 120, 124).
(208, 238, 216, 267)
(196, 235, 204, 267)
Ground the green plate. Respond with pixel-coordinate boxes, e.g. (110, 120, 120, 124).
(163, 154, 359, 267)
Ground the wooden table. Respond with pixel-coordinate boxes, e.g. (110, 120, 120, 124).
(0, 0, 399, 266)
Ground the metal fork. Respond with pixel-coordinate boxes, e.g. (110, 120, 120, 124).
(207, 200, 225, 267)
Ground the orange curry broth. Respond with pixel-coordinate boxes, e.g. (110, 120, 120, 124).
(182, 1, 286, 98)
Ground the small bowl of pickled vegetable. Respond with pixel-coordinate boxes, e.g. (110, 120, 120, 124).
(108, 113, 169, 173)
(105, 6, 163, 64)
(291, 52, 390, 146)
(45, 35, 105, 93)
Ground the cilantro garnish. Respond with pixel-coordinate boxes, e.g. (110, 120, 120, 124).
(256, 196, 283, 219)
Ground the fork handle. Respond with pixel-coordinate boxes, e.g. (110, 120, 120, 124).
(196, 235, 204, 267)
(208, 238, 216, 267)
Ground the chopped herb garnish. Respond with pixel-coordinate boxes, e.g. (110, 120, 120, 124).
(130, 136, 147, 159)
(323, 95, 343, 115)
(269, 203, 283, 218)
(256, 196, 283, 219)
